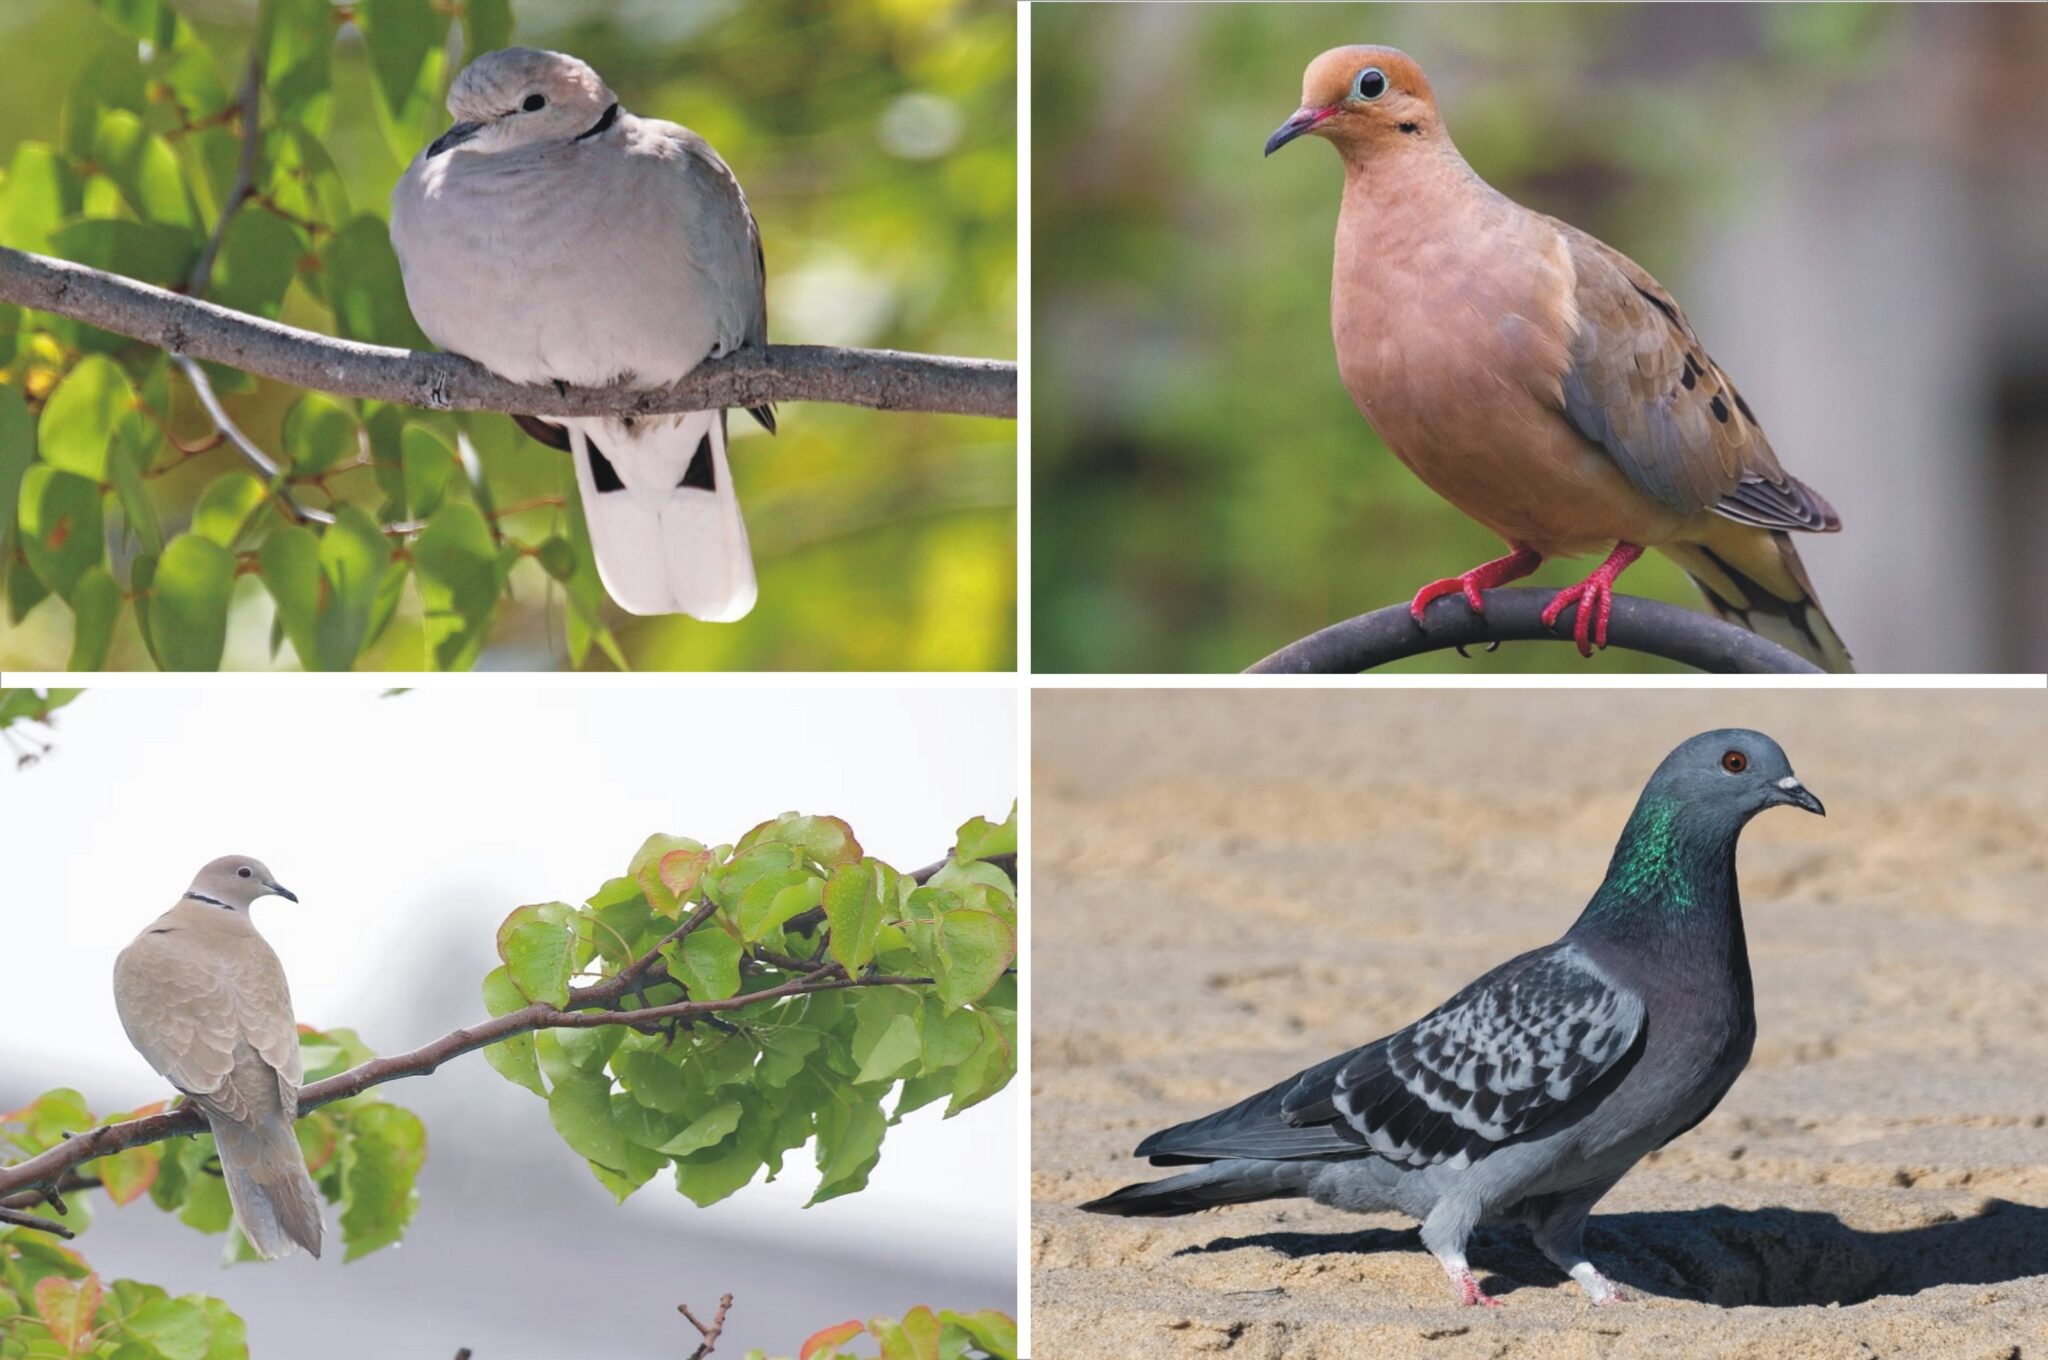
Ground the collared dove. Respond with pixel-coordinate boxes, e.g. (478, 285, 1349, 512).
(113, 855, 322, 1260)
(390, 47, 773, 620)
(1083, 730, 1825, 1306)
(1264, 48, 1852, 670)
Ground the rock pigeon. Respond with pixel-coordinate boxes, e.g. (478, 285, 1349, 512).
(1080, 729, 1824, 1306)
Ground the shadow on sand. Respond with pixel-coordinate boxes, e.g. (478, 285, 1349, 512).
(1172, 1199, 2048, 1306)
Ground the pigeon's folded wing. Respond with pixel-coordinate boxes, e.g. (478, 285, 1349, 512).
(1286, 942, 1646, 1170)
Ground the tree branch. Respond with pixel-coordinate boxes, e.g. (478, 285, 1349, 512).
(0, 958, 911, 1210)
(0, 246, 1016, 420)
(1244, 587, 1824, 674)
(680, 1293, 734, 1360)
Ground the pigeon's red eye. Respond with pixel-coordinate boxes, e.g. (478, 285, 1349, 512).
(1721, 751, 1748, 774)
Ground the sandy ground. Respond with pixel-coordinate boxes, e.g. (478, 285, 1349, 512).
(1031, 689, 2048, 1359)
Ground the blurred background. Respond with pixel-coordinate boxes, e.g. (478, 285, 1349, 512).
(0, 0, 1016, 671)
(1033, 3, 2048, 673)
(0, 686, 1018, 1357)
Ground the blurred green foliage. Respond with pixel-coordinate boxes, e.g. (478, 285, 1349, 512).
(0, 0, 1016, 671)
(1032, 3, 1902, 672)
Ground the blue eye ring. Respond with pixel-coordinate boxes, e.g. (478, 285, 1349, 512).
(1352, 67, 1388, 101)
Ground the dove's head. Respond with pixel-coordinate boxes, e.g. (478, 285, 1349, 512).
(1265, 46, 1443, 162)
(187, 855, 298, 911)
(428, 47, 617, 158)
(1647, 729, 1825, 825)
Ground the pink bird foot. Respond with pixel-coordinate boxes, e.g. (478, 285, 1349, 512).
(1450, 1268, 1504, 1308)
(1540, 542, 1646, 657)
(1409, 545, 1543, 623)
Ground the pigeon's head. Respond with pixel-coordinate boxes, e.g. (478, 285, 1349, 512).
(430, 48, 616, 158)
(187, 855, 298, 911)
(1650, 729, 1824, 824)
(1266, 46, 1443, 161)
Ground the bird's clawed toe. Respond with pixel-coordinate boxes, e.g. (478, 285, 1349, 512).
(1540, 542, 1646, 657)
(1450, 1269, 1504, 1308)
(1407, 545, 1544, 625)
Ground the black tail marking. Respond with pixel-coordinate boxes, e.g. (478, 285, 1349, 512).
(680, 432, 716, 491)
(586, 437, 625, 494)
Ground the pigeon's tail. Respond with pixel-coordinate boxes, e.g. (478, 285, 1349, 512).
(211, 1113, 323, 1259)
(567, 410, 757, 621)
(1664, 524, 1854, 673)
(1080, 1159, 1311, 1218)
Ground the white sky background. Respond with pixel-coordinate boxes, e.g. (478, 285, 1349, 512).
(0, 685, 1018, 1275)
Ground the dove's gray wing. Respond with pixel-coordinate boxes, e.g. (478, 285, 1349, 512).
(1135, 942, 1645, 1172)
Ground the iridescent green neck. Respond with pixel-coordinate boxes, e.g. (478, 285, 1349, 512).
(1586, 795, 1716, 922)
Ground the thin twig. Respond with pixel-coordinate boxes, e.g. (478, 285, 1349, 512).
(680, 1293, 734, 1360)
(0, 246, 1016, 420)
(0, 1205, 73, 1239)
(186, 42, 264, 299)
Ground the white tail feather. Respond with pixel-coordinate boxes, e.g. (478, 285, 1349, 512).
(567, 411, 756, 620)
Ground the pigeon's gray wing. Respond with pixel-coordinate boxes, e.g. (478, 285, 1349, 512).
(1135, 942, 1643, 1170)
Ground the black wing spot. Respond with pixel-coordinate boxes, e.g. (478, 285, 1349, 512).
(680, 433, 717, 491)
(1683, 352, 1703, 378)
(1710, 395, 1730, 424)
(1680, 366, 1696, 391)
(587, 437, 626, 493)
(1631, 282, 1682, 329)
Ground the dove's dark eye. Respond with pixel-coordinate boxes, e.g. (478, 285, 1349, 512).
(1352, 68, 1387, 101)
(1721, 751, 1748, 774)
(522, 93, 547, 112)
(238, 867, 253, 877)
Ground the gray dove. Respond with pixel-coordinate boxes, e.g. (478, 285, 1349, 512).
(113, 855, 322, 1259)
(390, 47, 771, 620)
(1081, 729, 1824, 1306)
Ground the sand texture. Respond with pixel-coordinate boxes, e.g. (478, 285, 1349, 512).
(1031, 690, 2048, 1359)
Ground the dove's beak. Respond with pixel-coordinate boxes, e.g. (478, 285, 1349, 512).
(428, 120, 482, 158)
(1265, 106, 1336, 157)
(1772, 775, 1824, 817)
(266, 881, 299, 903)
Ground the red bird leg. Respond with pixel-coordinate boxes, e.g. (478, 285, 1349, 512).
(1408, 545, 1543, 623)
(1540, 542, 1647, 657)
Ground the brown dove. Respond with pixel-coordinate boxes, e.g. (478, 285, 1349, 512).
(113, 856, 323, 1259)
(1266, 46, 1852, 670)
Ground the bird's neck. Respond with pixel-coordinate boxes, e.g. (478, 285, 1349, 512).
(1576, 796, 1745, 956)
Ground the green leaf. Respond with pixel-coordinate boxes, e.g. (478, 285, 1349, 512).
(654, 1100, 743, 1157)
(38, 354, 141, 480)
(479, 965, 545, 1096)
(338, 1102, 425, 1260)
(210, 210, 300, 318)
(191, 472, 267, 547)
(810, 1096, 886, 1205)
(66, 565, 122, 670)
(463, 0, 513, 54)
(355, 0, 445, 123)
(19, 464, 105, 599)
(1, 143, 82, 254)
(48, 217, 199, 290)
(905, 886, 1017, 1011)
(629, 833, 709, 914)
(401, 423, 457, 519)
(916, 996, 982, 1074)
(259, 506, 394, 673)
(947, 1011, 1013, 1117)
(412, 501, 501, 670)
(666, 927, 741, 1001)
(282, 393, 359, 476)
(546, 1068, 626, 1170)
(321, 215, 430, 349)
(0, 384, 34, 553)
(954, 805, 1017, 863)
(90, 0, 187, 48)
(823, 859, 894, 975)
(496, 903, 572, 1008)
(260, 0, 337, 130)
(615, 1049, 694, 1116)
(126, 1295, 213, 1360)
(32, 1273, 100, 1354)
(852, 1011, 921, 1086)
(91, 108, 194, 227)
(939, 1311, 1018, 1360)
(149, 533, 236, 670)
(737, 813, 865, 868)
(671, 1113, 765, 1208)
(737, 871, 822, 943)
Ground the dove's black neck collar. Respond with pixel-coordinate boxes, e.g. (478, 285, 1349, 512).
(183, 891, 234, 910)
(575, 102, 619, 141)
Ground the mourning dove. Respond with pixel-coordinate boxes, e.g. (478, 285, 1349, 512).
(390, 48, 772, 620)
(112, 856, 322, 1259)
(1266, 47, 1852, 670)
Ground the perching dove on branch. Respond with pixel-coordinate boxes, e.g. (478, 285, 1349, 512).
(113, 856, 322, 1260)
(1265, 48, 1852, 670)
(1082, 730, 1825, 1306)
(391, 47, 773, 620)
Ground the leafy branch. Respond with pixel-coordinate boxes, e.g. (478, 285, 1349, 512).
(0, 248, 1017, 421)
